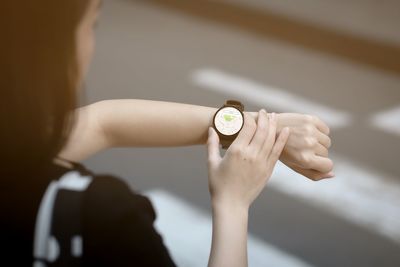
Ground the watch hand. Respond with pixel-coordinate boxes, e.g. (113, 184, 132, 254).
(224, 114, 235, 122)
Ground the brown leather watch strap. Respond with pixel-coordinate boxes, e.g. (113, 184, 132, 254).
(225, 100, 244, 111)
(220, 138, 232, 149)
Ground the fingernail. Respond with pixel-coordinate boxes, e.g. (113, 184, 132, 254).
(261, 109, 267, 113)
(272, 112, 276, 121)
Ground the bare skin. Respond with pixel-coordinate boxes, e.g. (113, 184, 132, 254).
(60, 100, 334, 180)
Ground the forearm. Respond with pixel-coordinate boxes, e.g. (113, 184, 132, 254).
(96, 99, 229, 147)
(209, 202, 249, 267)
(60, 99, 256, 161)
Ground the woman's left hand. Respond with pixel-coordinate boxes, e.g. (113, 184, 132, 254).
(277, 113, 334, 181)
(247, 112, 334, 181)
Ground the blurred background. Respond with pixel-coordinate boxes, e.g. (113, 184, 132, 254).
(84, 0, 400, 266)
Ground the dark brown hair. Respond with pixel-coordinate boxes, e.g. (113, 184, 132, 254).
(0, 1, 91, 177)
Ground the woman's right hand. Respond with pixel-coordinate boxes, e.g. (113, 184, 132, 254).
(207, 110, 290, 209)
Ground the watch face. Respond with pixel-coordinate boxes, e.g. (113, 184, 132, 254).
(214, 107, 244, 136)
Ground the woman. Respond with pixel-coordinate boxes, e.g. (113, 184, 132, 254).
(0, 0, 333, 266)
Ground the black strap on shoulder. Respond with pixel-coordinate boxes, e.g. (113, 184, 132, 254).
(55, 157, 94, 176)
(33, 170, 93, 267)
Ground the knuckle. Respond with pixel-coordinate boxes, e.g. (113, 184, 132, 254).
(300, 154, 312, 168)
(304, 114, 314, 123)
(304, 124, 314, 134)
(304, 137, 317, 147)
(327, 137, 332, 148)
(326, 126, 331, 135)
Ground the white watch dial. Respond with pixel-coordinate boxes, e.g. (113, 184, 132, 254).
(214, 107, 244, 136)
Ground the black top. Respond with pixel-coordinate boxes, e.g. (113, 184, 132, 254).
(1, 162, 177, 267)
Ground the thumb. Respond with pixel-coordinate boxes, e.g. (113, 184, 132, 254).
(207, 127, 221, 164)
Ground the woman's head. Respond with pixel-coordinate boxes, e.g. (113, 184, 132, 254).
(0, 0, 100, 176)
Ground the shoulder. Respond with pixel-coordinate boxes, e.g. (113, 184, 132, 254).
(52, 161, 157, 230)
(84, 172, 156, 223)
(53, 161, 156, 225)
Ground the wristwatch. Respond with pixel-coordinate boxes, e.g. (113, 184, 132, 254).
(212, 100, 245, 149)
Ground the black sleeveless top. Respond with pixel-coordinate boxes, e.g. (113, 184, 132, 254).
(1, 162, 177, 267)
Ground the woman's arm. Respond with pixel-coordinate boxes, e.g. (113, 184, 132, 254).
(209, 201, 249, 267)
(95, 99, 218, 147)
(60, 99, 219, 161)
(206, 111, 289, 267)
(59, 99, 333, 180)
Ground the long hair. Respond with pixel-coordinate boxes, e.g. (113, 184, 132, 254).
(0, 0, 91, 178)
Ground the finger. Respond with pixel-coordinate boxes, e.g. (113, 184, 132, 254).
(313, 115, 330, 135)
(249, 109, 269, 153)
(316, 130, 331, 148)
(261, 113, 277, 158)
(315, 143, 329, 157)
(287, 163, 335, 181)
(231, 112, 257, 148)
(207, 127, 222, 164)
(267, 126, 290, 165)
(308, 156, 334, 173)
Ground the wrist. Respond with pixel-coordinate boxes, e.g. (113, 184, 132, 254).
(245, 111, 258, 121)
(212, 197, 249, 216)
(212, 200, 249, 232)
(245, 111, 282, 131)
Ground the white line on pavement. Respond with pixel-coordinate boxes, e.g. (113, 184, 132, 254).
(145, 190, 314, 267)
(192, 68, 352, 129)
(370, 105, 400, 136)
(270, 154, 400, 244)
